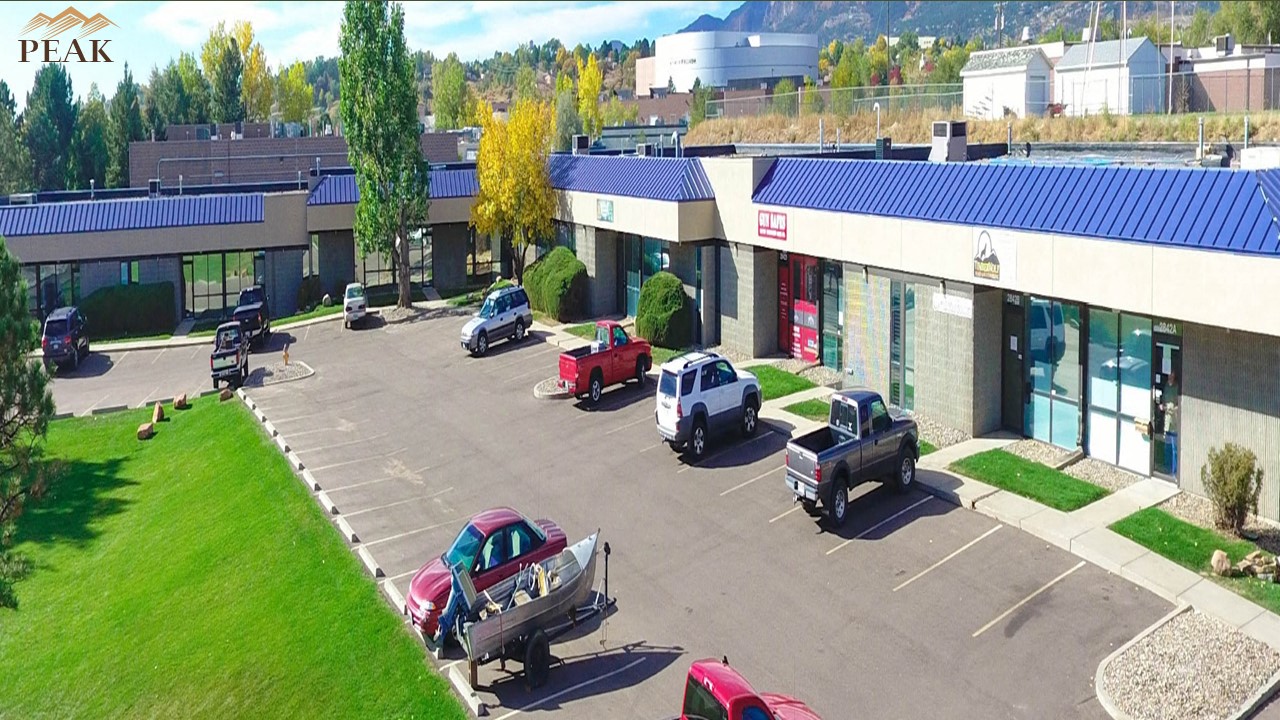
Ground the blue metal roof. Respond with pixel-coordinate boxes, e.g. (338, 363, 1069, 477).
(752, 158, 1280, 256)
(0, 193, 265, 238)
(307, 168, 479, 206)
(548, 155, 715, 202)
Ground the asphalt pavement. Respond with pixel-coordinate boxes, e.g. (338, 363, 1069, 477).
(49, 305, 1171, 719)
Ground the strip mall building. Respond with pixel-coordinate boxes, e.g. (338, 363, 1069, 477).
(2, 141, 1278, 518)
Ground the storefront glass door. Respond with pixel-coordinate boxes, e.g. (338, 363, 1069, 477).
(1025, 297, 1082, 449)
(821, 261, 843, 370)
(624, 235, 641, 317)
(1152, 326, 1182, 480)
(1086, 310, 1154, 476)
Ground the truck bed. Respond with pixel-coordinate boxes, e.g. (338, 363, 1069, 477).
(561, 345, 594, 360)
(789, 426, 844, 456)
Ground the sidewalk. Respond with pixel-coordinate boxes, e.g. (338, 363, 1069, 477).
(76, 310, 352, 354)
(915, 437, 1280, 653)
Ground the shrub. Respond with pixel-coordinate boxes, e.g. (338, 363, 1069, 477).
(635, 271, 693, 349)
(1202, 443, 1265, 535)
(296, 275, 324, 311)
(79, 282, 176, 339)
(523, 247, 586, 322)
(486, 277, 514, 294)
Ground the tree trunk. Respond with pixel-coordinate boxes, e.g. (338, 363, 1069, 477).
(511, 232, 526, 286)
(397, 215, 412, 309)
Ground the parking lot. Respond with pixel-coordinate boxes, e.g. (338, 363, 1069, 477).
(51, 308, 1171, 719)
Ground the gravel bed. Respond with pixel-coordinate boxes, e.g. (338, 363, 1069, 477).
(1160, 493, 1280, 556)
(380, 307, 422, 324)
(798, 365, 843, 388)
(1065, 457, 1142, 493)
(773, 357, 817, 374)
(910, 411, 971, 449)
(702, 345, 757, 365)
(1004, 438, 1072, 467)
(533, 376, 568, 400)
(247, 361, 313, 387)
(1101, 610, 1280, 720)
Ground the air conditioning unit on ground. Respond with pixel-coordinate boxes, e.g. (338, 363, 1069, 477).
(929, 120, 967, 163)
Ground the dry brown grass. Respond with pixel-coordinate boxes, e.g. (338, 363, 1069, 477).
(686, 110, 1280, 147)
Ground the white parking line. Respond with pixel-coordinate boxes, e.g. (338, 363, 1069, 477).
(188, 345, 204, 359)
(676, 433, 772, 474)
(487, 345, 555, 371)
(387, 568, 420, 582)
(308, 448, 408, 473)
(291, 432, 389, 455)
(363, 517, 462, 548)
(826, 496, 933, 556)
(492, 658, 646, 720)
(303, 325, 312, 342)
(719, 465, 784, 497)
(269, 413, 319, 425)
(502, 365, 551, 384)
(343, 487, 453, 519)
(150, 348, 166, 365)
(972, 561, 1085, 638)
(893, 525, 1003, 592)
(604, 415, 653, 435)
(323, 465, 433, 492)
(138, 385, 161, 407)
(83, 393, 110, 413)
(111, 351, 132, 369)
(769, 505, 804, 523)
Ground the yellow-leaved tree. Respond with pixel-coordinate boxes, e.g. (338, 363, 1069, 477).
(576, 54, 602, 138)
(234, 21, 273, 121)
(471, 98, 554, 285)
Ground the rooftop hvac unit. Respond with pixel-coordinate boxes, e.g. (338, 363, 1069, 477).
(1215, 34, 1235, 55)
(929, 121, 967, 163)
(875, 137, 893, 160)
(9, 192, 36, 205)
(571, 134, 590, 155)
(635, 143, 656, 156)
(148, 179, 161, 197)
(209, 122, 219, 140)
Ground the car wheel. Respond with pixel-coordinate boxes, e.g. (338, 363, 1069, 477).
(668, 441, 686, 453)
(524, 629, 551, 690)
(344, 320, 349, 329)
(72, 346, 79, 371)
(476, 331, 489, 356)
(801, 499, 819, 515)
(829, 480, 850, 528)
(634, 359, 646, 387)
(741, 401, 758, 437)
(514, 319, 525, 341)
(687, 419, 707, 461)
(589, 374, 603, 404)
(213, 379, 219, 391)
(894, 452, 916, 493)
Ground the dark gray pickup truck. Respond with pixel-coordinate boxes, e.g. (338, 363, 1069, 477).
(784, 388, 920, 527)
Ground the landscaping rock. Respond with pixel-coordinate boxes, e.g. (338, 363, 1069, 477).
(321, 293, 332, 307)
(137, 422, 154, 440)
(174, 393, 189, 410)
(152, 402, 164, 424)
(1211, 549, 1231, 576)
(219, 388, 233, 402)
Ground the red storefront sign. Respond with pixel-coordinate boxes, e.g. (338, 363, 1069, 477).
(758, 210, 787, 240)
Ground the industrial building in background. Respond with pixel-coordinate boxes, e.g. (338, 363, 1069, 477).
(635, 30, 819, 97)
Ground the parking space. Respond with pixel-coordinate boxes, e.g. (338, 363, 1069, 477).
(49, 309, 1171, 719)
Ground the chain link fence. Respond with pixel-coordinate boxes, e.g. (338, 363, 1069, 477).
(707, 83, 963, 120)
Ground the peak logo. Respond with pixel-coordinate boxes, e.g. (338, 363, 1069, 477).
(19, 7, 116, 63)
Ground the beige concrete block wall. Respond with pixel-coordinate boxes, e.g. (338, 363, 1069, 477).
(576, 226, 620, 317)
(912, 281, 977, 434)
(1181, 323, 1280, 521)
(971, 287, 1005, 436)
(717, 243, 777, 358)
(843, 266, 891, 394)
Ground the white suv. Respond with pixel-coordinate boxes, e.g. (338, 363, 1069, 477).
(654, 352, 761, 460)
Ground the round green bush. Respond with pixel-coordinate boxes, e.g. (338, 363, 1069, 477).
(523, 247, 586, 322)
(635, 271, 692, 349)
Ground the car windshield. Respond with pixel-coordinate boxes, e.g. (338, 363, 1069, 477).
(345, 286, 364, 300)
(43, 319, 68, 337)
(682, 676, 728, 720)
(478, 298, 496, 319)
(659, 370, 678, 397)
(443, 523, 485, 570)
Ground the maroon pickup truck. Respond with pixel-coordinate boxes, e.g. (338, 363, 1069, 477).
(558, 321, 652, 404)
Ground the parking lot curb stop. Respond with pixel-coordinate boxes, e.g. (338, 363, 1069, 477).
(51, 411, 74, 421)
(316, 490, 338, 515)
(286, 451, 304, 470)
(1094, 603, 1190, 720)
(380, 579, 405, 615)
(254, 408, 266, 423)
(90, 404, 129, 416)
(301, 469, 321, 491)
(336, 516, 359, 543)
(262, 420, 278, 437)
(447, 664, 486, 717)
(274, 434, 290, 453)
(356, 546, 383, 578)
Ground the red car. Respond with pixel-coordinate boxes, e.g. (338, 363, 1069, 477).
(681, 658, 821, 720)
(558, 320, 652, 404)
(406, 508, 567, 639)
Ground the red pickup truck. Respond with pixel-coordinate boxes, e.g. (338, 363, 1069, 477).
(558, 321, 651, 404)
(681, 658, 821, 720)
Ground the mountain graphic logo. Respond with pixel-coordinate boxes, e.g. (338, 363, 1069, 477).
(21, 7, 116, 40)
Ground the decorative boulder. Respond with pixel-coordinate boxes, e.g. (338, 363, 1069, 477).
(137, 422, 154, 440)
(321, 293, 333, 307)
(219, 388, 233, 402)
(174, 393, 189, 410)
(152, 402, 164, 424)
(1211, 549, 1232, 576)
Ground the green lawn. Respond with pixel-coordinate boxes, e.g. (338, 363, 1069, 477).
(650, 346, 692, 366)
(751, 364, 817, 402)
(440, 284, 491, 307)
(566, 323, 597, 340)
(190, 305, 345, 338)
(949, 449, 1109, 511)
(780, 398, 938, 456)
(1112, 508, 1280, 615)
(0, 400, 464, 720)
(93, 332, 174, 346)
(920, 440, 938, 456)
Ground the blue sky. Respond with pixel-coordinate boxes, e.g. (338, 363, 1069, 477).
(2, 0, 733, 109)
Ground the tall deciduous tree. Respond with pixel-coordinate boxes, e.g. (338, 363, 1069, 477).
(339, 0, 430, 309)
(576, 54, 603, 139)
(0, 234, 55, 609)
(471, 98, 554, 285)
(0, 82, 30, 194)
(72, 84, 109, 190)
(177, 53, 211, 124)
(203, 24, 244, 123)
(431, 53, 467, 130)
(24, 65, 77, 191)
(552, 87, 580, 151)
(107, 64, 145, 188)
(514, 65, 538, 103)
(235, 21, 273, 122)
(276, 61, 315, 124)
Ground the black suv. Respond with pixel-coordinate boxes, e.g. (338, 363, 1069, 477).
(42, 306, 90, 371)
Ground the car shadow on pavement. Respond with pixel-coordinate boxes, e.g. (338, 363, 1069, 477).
(49, 351, 114, 379)
(815, 485, 953, 540)
(680, 429, 789, 471)
(348, 315, 387, 331)
(471, 334, 543, 359)
(384, 305, 475, 326)
(481, 639, 685, 712)
(572, 381, 653, 413)
(256, 332, 297, 353)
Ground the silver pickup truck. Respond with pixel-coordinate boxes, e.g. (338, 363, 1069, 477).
(784, 388, 920, 528)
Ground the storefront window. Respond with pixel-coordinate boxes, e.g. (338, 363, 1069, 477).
(1025, 297, 1081, 449)
(889, 280, 914, 409)
(623, 234, 669, 317)
(24, 263, 80, 318)
(1087, 309, 1158, 475)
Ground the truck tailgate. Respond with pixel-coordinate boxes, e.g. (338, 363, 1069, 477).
(212, 351, 239, 372)
(558, 353, 580, 383)
(785, 442, 819, 482)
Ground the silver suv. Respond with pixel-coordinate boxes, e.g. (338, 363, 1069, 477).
(461, 285, 533, 356)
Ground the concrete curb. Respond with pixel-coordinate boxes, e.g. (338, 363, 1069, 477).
(381, 580, 406, 615)
(286, 451, 304, 470)
(357, 546, 383, 578)
(90, 404, 129, 415)
(274, 434, 290, 453)
(262, 420, 278, 437)
(532, 376, 571, 400)
(301, 469, 320, 491)
(1094, 604, 1191, 720)
(198, 388, 218, 398)
(448, 664, 486, 717)
(336, 516, 359, 543)
(51, 411, 75, 421)
(82, 312, 347, 354)
(316, 490, 338, 515)
(1232, 666, 1280, 720)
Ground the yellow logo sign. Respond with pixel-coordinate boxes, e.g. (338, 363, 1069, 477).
(19, 7, 116, 63)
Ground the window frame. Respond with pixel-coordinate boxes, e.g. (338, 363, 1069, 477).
(474, 528, 509, 574)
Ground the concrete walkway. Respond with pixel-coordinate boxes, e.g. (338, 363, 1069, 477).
(83, 310, 353, 354)
(915, 438, 1280, 653)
